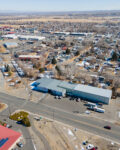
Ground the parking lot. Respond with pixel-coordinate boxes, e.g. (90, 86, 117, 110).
(39, 94, 87, 114)
(34, 92, 120, 123)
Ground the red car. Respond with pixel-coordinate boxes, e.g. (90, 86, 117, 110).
(104, 125, 111, 130)
(90, 148, 96, 150)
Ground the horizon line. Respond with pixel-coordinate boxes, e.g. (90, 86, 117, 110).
(0, 9, 120, 13)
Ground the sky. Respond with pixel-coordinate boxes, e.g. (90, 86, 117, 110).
(0, 0, 120, 12)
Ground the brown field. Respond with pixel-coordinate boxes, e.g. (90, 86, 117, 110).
(32, 118, 120, 150)
(0, 24, 21, 28)
(1, 16, 120, 24)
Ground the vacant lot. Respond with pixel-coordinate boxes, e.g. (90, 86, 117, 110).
(33, 118, 120, 150)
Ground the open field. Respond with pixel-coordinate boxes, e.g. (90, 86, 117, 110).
(33, 118, 120, 150)
(0, 24, 20, 28)
(13, 16, 120, 23)
(0, 16, 120, 24)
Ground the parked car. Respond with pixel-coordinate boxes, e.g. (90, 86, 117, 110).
(76, 98, 81, 102)
(17, 142, 23, 148)
(86, 144, 94, 150)
(104, 125, 111, 130)
(85, 110, 90, 114)
(16, 120, 22, 124)
(58, 96, 62, 99)
(55, 96, 58, 99)
(12, 148, 18, 150)
(82, 141, 88, 145)
(70, 97, 74, 100)
(34, 117, 40, 121)
(6, 124, 12, 128)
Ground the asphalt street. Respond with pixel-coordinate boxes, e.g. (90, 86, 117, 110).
(0, 107, 34, 150)
(0, 92, 120, 144)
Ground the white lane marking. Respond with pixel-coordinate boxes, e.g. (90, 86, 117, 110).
(118, 112, 120, 118)
(32, 140, 37, 150)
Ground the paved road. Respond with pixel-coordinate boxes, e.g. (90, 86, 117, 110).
(0, 92, 120, 144)
(0, 107, 34, 150)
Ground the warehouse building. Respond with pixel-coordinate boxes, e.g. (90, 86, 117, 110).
(18, 35, 45, 41)
(31, 78, 112, 104)
(4, 42, 18, 48)
(2, 34, 17, 39)
(2, 34, 45, 41)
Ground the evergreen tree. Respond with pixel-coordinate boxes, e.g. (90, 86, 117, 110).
(22, 117, 31, 127)
(111, 52, 118, 61)
(66, 48, 70, 55)
(52, 57, 57, 64)
(75, 51, 80, 56)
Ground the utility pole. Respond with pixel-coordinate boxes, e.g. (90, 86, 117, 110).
(8, 106, 11, 116)
(53, 110, 55, 121)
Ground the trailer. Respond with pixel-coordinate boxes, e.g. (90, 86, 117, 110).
(87, 106, 105, 113)
(86, 102, 97, 107)
(94, 107, 105, 113)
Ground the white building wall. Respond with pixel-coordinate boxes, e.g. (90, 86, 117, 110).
(9, 136, 22, 150)
(66, 89, 110, 104)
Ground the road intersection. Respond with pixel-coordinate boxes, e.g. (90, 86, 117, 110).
(0, 92, 120, 144)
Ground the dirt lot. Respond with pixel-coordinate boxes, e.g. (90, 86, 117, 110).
(33, 118, 120, 150)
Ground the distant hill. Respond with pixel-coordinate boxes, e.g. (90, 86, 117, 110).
(0, 10, 120, 17)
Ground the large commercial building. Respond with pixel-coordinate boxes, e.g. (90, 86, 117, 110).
(2, 34, 45, 41)
(18, 35, 45, 41)
(31, 78, 112, 104)
(2, 34, 17, 39)
(0, 125, 21, 150)
(4, 42, 18, 48)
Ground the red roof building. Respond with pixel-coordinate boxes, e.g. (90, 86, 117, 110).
(62, 46, 67, 50)
(7, 32, 15, 34)
(0, 125, 21, 150)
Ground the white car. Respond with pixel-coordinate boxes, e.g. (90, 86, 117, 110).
(76, 98, 81, 102)
(34, 117, 40, 121)
(86, 144, 94, 150)
(85, 110, 90, 114)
